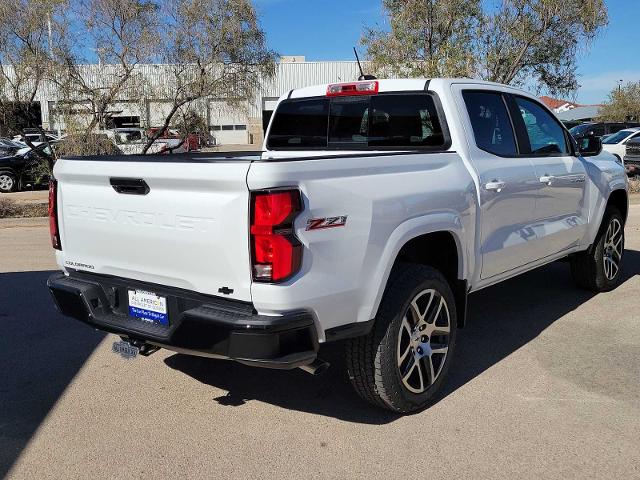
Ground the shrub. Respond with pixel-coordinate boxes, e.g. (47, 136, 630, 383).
(0, 197, 20, 217)
(55, 134, 121, 157)
(0, 197, 48, 218)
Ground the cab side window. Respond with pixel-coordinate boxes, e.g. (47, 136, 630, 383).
(514, 96, 569, 155)
(463, 91, 518, 156)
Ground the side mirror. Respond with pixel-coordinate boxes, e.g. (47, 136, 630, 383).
(579, 135, 602, 157)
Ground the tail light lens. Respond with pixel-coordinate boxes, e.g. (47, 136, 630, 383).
(48, 179, 61, 250)
(250, 189, 302, 282)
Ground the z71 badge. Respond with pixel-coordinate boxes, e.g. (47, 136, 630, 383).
(306, 216, 348, 231)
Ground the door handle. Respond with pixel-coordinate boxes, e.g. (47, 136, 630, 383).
(484, 181, 506, 192)
(110, 178, 150, 195)
(539, 175, 555, 186)
(570, 175, 586, 183)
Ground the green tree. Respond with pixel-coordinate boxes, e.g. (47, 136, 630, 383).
(362, 0, 482, 78)
(478, 0, 608, 94)
(141, 0, 276, 154)
(57, 0, 161, 135)
(0, 0, 68, 163)
(598, 82, 640, 122)
(362, 0, 608, 96)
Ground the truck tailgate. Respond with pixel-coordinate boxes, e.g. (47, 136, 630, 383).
(54, 159, 252, 301)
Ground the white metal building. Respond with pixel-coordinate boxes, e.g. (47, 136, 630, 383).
(24, 58, 367, 146)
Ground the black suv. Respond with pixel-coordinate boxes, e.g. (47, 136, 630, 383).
(0, 143, 51, 193)
(569, 122, 640, 140)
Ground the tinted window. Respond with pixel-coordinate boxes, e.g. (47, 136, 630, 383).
(569, 123, 596, 136)
(463, 91, 517, 156)
(593, 125, 606, 136)
(267, 94, 445, 150)
(328, 97, 369, 146)
(515, 97, 569, 155)
(369, 94, 444, 147)
(268, 98, 330, 148)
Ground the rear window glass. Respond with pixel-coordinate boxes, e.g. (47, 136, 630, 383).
(267, 93, 446, 150)
(267, 98, 329, 148)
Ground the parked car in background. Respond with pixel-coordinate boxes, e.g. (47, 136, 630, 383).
(12, 130, 60, 145)
(0, 143, 51, 193)
(624, 137, 640, 176)
(601, 127, 640, 162)
(103, 128, 166, 155)
(0, 138, 25, 157)
(147, 127, 194, 154)
(193, 130, 213, 148)
(569, 122, 640, 140)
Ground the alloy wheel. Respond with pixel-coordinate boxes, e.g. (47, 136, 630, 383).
(397, 288, 451, 394)
(603, 218, 623, 281)
(0, 174, 13, 192)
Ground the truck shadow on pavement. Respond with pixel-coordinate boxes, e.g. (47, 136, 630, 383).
(0, 270, 106, 478)
(166, 249, 640, 424)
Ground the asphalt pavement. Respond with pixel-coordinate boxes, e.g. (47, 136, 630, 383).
(1, 209, 639, 479)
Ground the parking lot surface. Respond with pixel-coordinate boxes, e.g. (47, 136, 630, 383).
(1, 208, 639, 479)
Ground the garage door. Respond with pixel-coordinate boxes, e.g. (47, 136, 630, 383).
(209, 101, 248, 145)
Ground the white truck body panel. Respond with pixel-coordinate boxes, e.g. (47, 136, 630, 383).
(247, 151, 474, 337)
(54, 159, 253, 301)
(52, 78, 628, 344)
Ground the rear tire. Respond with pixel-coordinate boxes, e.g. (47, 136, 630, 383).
(346, 264, 457, 413)
(571, 206, 624, 292)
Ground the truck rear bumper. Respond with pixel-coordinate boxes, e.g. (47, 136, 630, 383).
(47, 272, 318, 369)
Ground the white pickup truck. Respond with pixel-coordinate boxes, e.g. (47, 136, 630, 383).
(48, 79, 628, 413)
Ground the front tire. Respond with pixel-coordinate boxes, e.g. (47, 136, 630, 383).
(571, 206, 625, 292)
(346, 264, 457, 413)
(0, 172, 17, 193)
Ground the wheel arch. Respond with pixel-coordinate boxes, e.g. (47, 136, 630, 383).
(394, 231, 462, 285)
(366, 218, 470, 330)
(0, 167, 18, 176)
(392, 231, 468, 329)
(607, 188, 628, 223)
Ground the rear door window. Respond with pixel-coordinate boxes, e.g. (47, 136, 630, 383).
(462, 91, 518, 156)
(267, 93, 446, 150)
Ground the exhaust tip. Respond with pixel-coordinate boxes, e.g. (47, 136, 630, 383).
(299, 358, 330, 376)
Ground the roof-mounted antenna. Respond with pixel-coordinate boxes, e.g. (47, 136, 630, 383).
(353, 47, 377, 81)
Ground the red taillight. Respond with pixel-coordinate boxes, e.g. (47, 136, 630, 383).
(48, 179, 61, 250)
(326, 80, 378, 97)
(250, 189, 302, 282)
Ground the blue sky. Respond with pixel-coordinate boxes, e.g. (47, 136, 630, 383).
(255, 0, 639, 104)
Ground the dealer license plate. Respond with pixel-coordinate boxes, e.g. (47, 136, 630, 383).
(128, 289, 168, 326)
